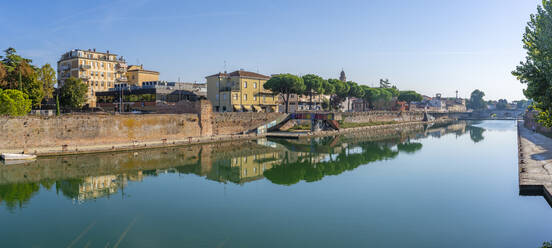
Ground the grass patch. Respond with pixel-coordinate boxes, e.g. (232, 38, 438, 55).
(288, 124, 311, 131)
(340, 121, 397, 129)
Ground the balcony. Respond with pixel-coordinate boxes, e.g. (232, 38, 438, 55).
(79, 65, 91, 70)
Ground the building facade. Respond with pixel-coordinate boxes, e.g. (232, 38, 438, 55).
(126, 65, 160, 86)
(57, 49, 128, 107)
(206, 70, 278, 112)
(95, 81, 206, 112)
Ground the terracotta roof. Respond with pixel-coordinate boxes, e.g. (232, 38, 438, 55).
(206, 70, 270, 79)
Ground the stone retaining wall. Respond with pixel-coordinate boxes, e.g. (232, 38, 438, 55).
(213, 112, 283, 135)
(342, 111, 424, 123)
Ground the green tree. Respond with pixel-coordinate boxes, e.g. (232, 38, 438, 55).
(56, 94, 60, 115)
(302, 74, 324, 110)
(360, 85, 372, 111)
(0, 89, 32, 116)
(328, 79, 349, 111)
(1, 48, 44, 108)
(37, 64, 56, 99)
(496, 99, 508, 110)
(398, 90, 423, 110)
(467, 89, 487, 110)
(322, 80, 335, 110)
(512, 1, 552, 126)
(264, 74, 305, 113)
(59, 77, 88, 109)
(0, 62, 7, 88)
(348, 83, 364, 111)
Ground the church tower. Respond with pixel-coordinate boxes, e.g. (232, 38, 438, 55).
(339, 69, 346, 82)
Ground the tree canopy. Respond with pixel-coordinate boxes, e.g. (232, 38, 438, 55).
(264, 74, 305, 113)
(59, 77, 88, 109)
(512, 1, 552, 126)
(302, 74, 324, 110)
(398, 90, 423, 103)
(0, 89, 32, 116)
(0, 47, 56, 109)
(467, 89, 487, 110)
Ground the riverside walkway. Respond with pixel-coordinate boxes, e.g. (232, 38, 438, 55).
(518, 121, 552, 205)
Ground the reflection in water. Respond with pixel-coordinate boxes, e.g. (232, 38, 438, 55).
(0, 121, 483, 209)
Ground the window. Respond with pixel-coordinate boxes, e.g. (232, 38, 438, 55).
(253, 82, 257, 88)
(216, 94, 219, 100)
(243, 94, 247, 100)
(223, 93, 227, 100)
(263, 95, 266, 102)
(101, 62, 104, 68)
(244, 81, 247, 88)
(233, 94, 238, 100)
(253, 95, 257, 101)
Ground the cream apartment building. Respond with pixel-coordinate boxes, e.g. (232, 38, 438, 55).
(57, 49, 128, 107)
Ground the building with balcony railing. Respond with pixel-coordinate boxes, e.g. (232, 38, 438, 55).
(206, 70, 277, 112)
(57, 48, 128, 107)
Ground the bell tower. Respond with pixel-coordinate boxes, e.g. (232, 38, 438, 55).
(339, 69, 346, 82)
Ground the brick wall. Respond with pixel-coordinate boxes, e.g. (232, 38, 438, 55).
(0, 114, 202, 150)
(213, 112, 284, 135)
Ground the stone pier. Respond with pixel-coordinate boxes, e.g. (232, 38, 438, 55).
(518, 121, 552, 206)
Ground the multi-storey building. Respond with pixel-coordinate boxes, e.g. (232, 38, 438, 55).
(126, 65, 160, 86)
(57, 49, 128, 107)
(206, 70, 278, 112)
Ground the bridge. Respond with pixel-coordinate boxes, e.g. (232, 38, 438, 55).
(429, 109, 524, 120)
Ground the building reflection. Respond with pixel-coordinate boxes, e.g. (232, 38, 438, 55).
(0, 121, 484, 208)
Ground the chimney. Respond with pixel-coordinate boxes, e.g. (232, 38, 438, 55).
(107, 50, 109, 54)
(93, 48, 96, 52)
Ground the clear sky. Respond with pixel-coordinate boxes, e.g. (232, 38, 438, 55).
(0, 0, 541, 101)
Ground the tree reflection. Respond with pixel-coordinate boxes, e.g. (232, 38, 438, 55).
(0, 183, 40, 210)
(264, 142, 400, 186)
(397, 142, 423, 154)
(467, 125, 485, 143)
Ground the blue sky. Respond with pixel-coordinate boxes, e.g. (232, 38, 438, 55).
(0, 0, 541, 100)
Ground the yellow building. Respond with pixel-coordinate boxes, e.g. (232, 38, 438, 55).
(57, 49, 128, 107)
(126, 65, 160, 86)
(206, 70, 278, 112)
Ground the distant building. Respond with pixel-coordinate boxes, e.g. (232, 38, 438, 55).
(95, 81, 206, 112)
(206, 70, 278, 112)
(57, 49, 128, 107)
(279, 94, 326, 113)
(126, 65, 160, 86)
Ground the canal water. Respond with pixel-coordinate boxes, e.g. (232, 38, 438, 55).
(1, 120, 551, 247)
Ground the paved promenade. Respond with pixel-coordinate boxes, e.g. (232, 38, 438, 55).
(518, 121, 552, 205)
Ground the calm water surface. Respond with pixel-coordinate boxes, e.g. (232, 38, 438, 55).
(1, 120, 551, 247)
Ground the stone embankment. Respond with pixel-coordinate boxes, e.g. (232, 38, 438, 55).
(0, 103, 454, 156)
(518, 121, 552, 206)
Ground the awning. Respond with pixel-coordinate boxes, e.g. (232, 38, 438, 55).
(243, 105, 252, 111)
(233, 105, 242, 111)
(253, 106, 262, 112)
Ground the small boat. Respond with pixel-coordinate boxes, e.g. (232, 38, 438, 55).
(1, 153, 37, 161)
